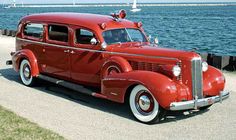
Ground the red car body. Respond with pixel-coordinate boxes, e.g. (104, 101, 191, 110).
(10, 11, 229, 123)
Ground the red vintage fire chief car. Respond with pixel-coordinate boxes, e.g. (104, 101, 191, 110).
(7, 10, 229, 123)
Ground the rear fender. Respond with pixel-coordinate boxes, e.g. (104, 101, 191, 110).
(102, 71, 181, 108)
(12, 49, 39, 76)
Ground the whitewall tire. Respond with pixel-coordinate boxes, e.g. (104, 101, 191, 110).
(129, 85, 164, 123)
(19, 59, 35, 86)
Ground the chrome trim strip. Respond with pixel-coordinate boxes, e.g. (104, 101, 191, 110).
(16, 37, 105, 53)
(191, 57, 203, 99)
(170, 91, 230, 111)
(16, 37, 179, 61)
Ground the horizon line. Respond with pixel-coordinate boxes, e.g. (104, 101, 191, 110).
(2, 2, 236, 4)
(2, 3, 236, 8)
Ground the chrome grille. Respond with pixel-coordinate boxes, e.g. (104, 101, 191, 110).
(177, 61, 182, 81)
(129, 61, 182, 81)
(191, 58, 203, 99)
(129, 61, 160, 72)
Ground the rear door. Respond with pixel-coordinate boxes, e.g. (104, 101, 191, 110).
(42, 24, 71, 80)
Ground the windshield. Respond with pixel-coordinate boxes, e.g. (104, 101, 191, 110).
(102, 28, 147, 45)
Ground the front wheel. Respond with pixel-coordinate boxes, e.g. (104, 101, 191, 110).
(19, 59, 36, 86)
(129, 85, 165, 124)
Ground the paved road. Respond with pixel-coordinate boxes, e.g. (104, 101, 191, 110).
(0, 35, 235, 140)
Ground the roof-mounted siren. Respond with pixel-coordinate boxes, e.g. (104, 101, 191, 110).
(110, 9, 127, 21)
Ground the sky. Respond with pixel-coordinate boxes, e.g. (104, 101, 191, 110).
(1, 0, 236, 4)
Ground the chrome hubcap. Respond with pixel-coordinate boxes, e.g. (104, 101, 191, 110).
(135, 91, 154, 115)
(138, 95, 151, 111)
(23, 65, 30, 79)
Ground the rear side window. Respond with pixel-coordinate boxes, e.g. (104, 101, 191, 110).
(48, 25, 68, 42)
(24, 23, 43, 38)
(76, 29, 94, 44)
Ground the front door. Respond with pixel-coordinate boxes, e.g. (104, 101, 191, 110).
(70, 27, 104, 87)
(42, 24, 71, 80)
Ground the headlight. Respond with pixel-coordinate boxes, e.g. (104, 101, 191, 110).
(172, 65, 181, 77)
(202, 61, 208, 72)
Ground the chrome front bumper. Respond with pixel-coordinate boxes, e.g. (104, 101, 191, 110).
(170, 91, 230, 111)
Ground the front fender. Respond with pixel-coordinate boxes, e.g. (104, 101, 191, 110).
(102, 71, 187, 109)
(203, 66, 225, 96)
(12, 49, 39, 76)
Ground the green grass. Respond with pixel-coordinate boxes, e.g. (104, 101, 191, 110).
(0, 105, 65, 140)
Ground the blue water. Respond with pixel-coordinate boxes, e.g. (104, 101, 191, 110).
(0, 5, 236, 55)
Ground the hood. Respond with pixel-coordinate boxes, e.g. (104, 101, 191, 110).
(108, 43, 200, 61)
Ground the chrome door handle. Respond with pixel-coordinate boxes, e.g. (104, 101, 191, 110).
(70, 50, 75, 54)
(64, 50, 70, 53)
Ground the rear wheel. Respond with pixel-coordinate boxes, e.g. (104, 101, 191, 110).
(19, 59, 36, 86)
(129, 85, 165, 124)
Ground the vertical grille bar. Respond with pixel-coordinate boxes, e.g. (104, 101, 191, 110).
(191, 58, 203, 99)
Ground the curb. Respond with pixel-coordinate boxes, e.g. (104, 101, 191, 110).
(200, 54, 236, 71)
(0, 29, 16, 37)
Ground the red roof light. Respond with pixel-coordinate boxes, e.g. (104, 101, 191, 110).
(99, 23, 107, 30)
(135, 22, 142, 28)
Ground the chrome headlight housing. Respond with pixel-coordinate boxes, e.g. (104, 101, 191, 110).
(172, 65, 181, 77)
(202, 61, 208, 72)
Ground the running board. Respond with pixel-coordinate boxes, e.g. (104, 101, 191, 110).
(37, 74, 107, 99)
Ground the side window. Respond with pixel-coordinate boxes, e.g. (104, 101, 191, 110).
(48, 25, 68, 42)
(24, 23, 43, 38)
(76, 29, 95, 44)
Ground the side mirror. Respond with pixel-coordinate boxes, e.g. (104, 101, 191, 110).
(154, 37, 159, 44)
(148, 35, 159, 46)
(147, 35, 152, 42)
(101, 42, 107, 50)
(90, 38, 98, 45)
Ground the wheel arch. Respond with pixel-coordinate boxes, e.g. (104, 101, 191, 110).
(12, 49, 39, 77)
(101, 56, 132, 79)
(124, 84, 138, 104)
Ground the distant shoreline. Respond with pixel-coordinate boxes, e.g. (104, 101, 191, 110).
(1, 3, 236, 8)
